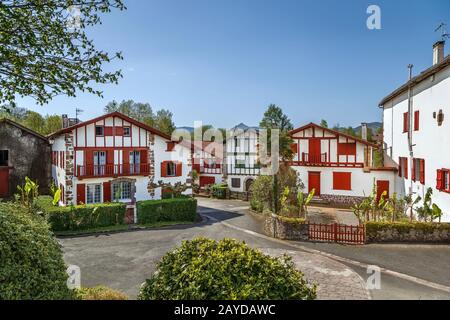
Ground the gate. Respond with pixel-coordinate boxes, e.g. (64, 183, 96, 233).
(308, 223, 365, 245)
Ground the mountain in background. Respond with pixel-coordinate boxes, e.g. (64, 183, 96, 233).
(353, 122, 382, 134)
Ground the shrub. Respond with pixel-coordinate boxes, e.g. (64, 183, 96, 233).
(138, 237, 316, 300)
(210, 183, 228, 199)
(0, 203, 73, 300)
(75, 286, 128, 300)
(366, 221, 450, 236)
(36, 196, 126, 231)
(137, 198, 197, 224)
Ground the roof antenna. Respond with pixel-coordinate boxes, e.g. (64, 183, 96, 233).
(435, 22, 449, 41)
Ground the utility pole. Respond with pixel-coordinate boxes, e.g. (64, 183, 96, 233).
(407, 64, 414, 197)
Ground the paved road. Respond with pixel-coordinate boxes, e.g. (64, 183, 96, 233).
(59, 211, 368, 300)
(196, 198, 450, 300)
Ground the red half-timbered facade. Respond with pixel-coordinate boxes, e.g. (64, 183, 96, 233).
(289, 123, 396, 205)
(49, 112, 192, 214)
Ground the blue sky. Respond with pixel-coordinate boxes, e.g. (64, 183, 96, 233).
(17, 0, 450, 129)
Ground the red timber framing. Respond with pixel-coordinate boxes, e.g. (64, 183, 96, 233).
(288, 123, 375, 168)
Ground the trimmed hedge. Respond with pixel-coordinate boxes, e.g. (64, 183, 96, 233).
(366, 221, 450, 243)
(211, 184, 228, 199)
(0, 203, 73, 299)
(36, 196, 126, 232)
(137, 198, 197, 224)
(75, 286, 128, 300)
(138, 237, 316, 300)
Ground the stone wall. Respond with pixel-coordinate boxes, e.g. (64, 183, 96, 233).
(0, 121, 51, 197)
(64, 132, 74, 203)
(264, 214, 309, 241)
(366, 222, 450, 243)
(320, 194, 366, 207)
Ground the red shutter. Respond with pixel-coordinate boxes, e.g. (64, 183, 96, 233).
(77, 184, 86, 205)
(419, 159, 425, 185)
(140, 150, 148, 164)
(161, 161, 167, 177)
(115, 127, 124, 136)
(176, 162, 183, 177)
(166, 142, 175, 151)
(412, 158, 416, 182)
(104, 126, 113, 136)
(333, 172, 352, 190)
(436, 170, 443, 190)
(103, 181, 111, 203)
(123, 150, 129, 174)
(398, 157, 402, 177)
(414, 111, 420, 131)
(404, 158, 408, 179)
(403, 112, 409, 133)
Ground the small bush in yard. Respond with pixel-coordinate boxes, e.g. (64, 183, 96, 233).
(138, 237, 316, 300)
(75, 286, 128, 300)
(0, 203, 73, 300)
(137, 198, 197, 224)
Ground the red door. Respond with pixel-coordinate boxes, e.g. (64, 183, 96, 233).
(376, 180, 390, 202)
(309, 138, 321, 163)
(200, 176, 216, 188)
(308, 172, 321, 196)
(0, 168, 9, 197)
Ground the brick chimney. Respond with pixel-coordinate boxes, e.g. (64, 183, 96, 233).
(361, 123, 368, 141)
(433, 40, 445, 65)
(62, 114, 70, 128)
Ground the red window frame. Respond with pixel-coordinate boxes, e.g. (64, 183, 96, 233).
(437, 169, 450, 193)
(333, 172, 352, 191)
(399, 157, 408, 179)
(414, 110, 420, 131)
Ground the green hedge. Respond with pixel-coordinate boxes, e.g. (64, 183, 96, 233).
(138, 237, 316, 300)
(0, 203, 73, 299)
(366, 221, 450, 236)
(36, 196, 126, 232)
(137, 198, 197, 224)
(211, 184, 228, 199)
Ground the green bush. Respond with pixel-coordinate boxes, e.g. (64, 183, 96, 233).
(0, 203, 73, 299)
(366, 221, 450, 236)
(75, 286, 128, 300)
(36, 196, 126, 232)
(138, 237, 316, 300)
(137, 198, 197, 224)
(211, 183, 228, 199)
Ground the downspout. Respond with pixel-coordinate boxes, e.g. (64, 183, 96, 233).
(407, 64, 414, 197)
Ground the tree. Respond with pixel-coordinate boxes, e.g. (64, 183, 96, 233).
(0, 1, 125, 105)
(44, 114, 62, 135)
(320, 119, 328, 128)
(22, 111, 45, 133)
(259, 104, 294, 161)
(154, 109, 175, 135)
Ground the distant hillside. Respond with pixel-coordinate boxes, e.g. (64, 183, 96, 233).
(176, 126, 194, 133)
(353, 122, 382, 134)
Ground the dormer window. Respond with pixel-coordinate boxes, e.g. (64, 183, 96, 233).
(95, 126, 104, 136)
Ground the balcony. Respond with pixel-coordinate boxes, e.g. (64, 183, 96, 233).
(226, 165, 261, 176)
(289, 152, 364, 168)
(301, 152, 328, 164)
(192, 160, 223, 175)
(76, 164, 150, 179)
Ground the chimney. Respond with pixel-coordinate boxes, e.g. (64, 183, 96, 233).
(433, 40, 445, 65)
(361, 122, 368, 141)
(62, 114, 69, 128)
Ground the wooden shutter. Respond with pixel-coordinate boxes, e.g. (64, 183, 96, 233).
(140, 150, 148, 164)
(419, 159, 425, 185)
(398, 157, 402, 177)
(290, 143, 298, 154)
(77, 183, 86, 205)
(403, 112, 409, 133)
(115, 127, 124, 136)
(436, 170, 443, 190)
(176, 162, 183, 177)
(404, 158, 408, 179)
(333, 172, 352, 190)
(161, 161, 167, 177)
(414, 111, 420, 131)
(412, 158, 416, 182)
(104, 126, 113, 136)
(103, 181, 111, 203)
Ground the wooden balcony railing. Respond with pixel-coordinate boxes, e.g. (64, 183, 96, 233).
(76, 164, 150, 179)
(192, 161, 222, 174)
(301, 152, 327, 164)
(226, 165, 261, 176)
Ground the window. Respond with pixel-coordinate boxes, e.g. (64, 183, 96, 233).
(235, 159, 246, 168)
(123, 126, 131, 137)
(167, 161, 176, 177)
(403, 112, 409, 133)
(437, 169, 450, 193)
(398, 157, 408, 179)
(412, 158, 425, 184)
(129, 151, 140, 174)
(113, 181, 132, 200)
(86, 184, 102, 204)
(0, 150, 8, 166)
(333, 172, 352, 191)
(95, 126, 104, 136)
(234, 137, 240, 150)
(414, 111, 420, 131)
(93, 151, 106, 176)
(231, 178, 241, 188)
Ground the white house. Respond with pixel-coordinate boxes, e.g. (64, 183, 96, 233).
(289, 123, 396, 205)
(225, 123, 261, 193)
(192, 141, 224, 188)
(379, 41, 450, 222)
(48, 112, 192, 220)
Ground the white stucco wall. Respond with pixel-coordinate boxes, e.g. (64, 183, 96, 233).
(51, 135, 67, 205)
(382, 64, 450, 221)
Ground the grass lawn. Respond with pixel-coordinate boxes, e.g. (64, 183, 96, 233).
(54, 220, 198, 237)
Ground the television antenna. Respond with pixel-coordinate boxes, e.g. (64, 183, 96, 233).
(75, 108, 83, 120)
(435, 22, 449, 41)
